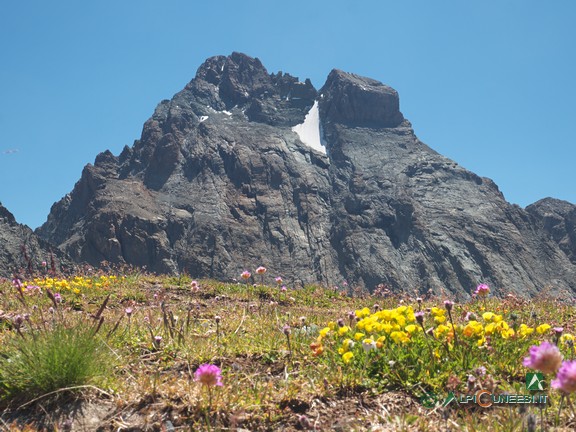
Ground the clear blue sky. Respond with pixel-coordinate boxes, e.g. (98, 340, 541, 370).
(1, 1, 575, 229)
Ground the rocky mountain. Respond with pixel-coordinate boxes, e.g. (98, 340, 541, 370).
(526, 198, 576, 265)
(36, 52, 576, 298)
(0, 202, 69, 278)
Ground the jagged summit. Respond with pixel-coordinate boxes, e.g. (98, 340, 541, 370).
(35, 53, 576, 298)
(320, 69, 405, 128)
(181, 52, 317, 127)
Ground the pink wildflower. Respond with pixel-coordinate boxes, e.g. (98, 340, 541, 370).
(475, 284, 490, 296)
(194, 364, 223, 387)
(241, 270, 251, 280)
(256, 266, 267, 275)
(523, 341, 563, 374)
(190, 280, 199, 292)
(552, 360, 576, 393)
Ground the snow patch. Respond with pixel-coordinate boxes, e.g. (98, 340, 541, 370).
(291, 101, 327, 155)
(222, 110, 232, 116)
(199, 116, 209, 122)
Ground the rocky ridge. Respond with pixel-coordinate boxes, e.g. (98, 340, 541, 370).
(35, 52, 576, 298)
(0, 202, 69, 278)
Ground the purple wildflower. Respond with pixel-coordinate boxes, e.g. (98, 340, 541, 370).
(415, 311, 425, 325)
(153, 335, 162, 348)
(523, 341, 563, 374)
(552, 360, 576, 393)
(475, 284, 490, 296)
(194, 364, 223, 387)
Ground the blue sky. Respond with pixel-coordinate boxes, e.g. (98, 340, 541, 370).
(1, 1, 575, 228)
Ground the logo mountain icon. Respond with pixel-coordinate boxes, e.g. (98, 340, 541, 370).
(442, 391, 459, 407)
(526, 373, 545, 391)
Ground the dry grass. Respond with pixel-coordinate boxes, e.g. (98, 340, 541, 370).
(1, 273, 575, 431)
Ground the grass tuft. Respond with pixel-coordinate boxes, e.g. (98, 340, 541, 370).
(0, 320, 112, 407)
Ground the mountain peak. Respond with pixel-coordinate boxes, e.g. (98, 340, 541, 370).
(0, 202, 17, 226)
(319, 69, 404, 128)
(183, 52, 316, 126)
(35, 53, 576, 298)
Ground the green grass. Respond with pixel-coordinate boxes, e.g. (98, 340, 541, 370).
(1, 274, 576, 430)
(0, 319, 112, 407)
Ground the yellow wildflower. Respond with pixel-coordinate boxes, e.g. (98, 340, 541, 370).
(463, 321, 483, 338)
(355, 308, 371, 319)
(342, 352, 354, 363)
(338, 326, 351, 336)
(536, 324, 551, 335)
(378, 309, 392, 321)
(434, 315, 446, 324)
(434, 324, 451, 339)
(381, 323, 394, 334)
(338, 339, 354, 354)
(484, 322, 497, 335)
(519, 324, 535, 337)
(393, 314, 406, 327)
(482, 312, 495, 322)
(501, 327, 515, 339)
(405, 324, 420, 334)
(390, 331, 410, 344)
(431, 307, 445, 317)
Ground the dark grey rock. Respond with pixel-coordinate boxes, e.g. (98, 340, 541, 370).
(0, 202, 70, 278)
(36, 53, 576, 299)
(526, 198, 576, 264)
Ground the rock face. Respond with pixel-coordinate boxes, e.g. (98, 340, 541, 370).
(526, 198, 576, 265)
(0, 202, 69, 277)
(37, 52, 576, 298)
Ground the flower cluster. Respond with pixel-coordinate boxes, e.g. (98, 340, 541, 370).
(314, 305, 421, 364)
(21, 275, 122, 295)
(314, 299, 561, 381)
